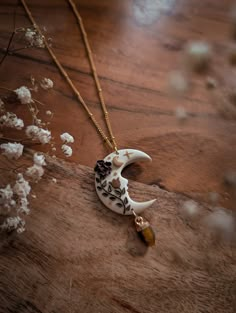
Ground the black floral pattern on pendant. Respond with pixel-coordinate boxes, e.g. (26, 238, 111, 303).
(94, 160, 112, 180)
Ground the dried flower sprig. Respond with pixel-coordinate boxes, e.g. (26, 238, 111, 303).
(0, 24, 47, 67)
(0, 80, 74, 234)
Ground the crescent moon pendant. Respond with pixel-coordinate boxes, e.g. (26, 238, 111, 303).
(94, 149, 156, 215)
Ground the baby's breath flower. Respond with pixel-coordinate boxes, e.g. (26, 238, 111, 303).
(61, 144, 72, 157)
(181, 200, 199, 219)
(0, 184, 15, 213)
(40, 78, 53, 90)
(25, 125, 51, 144)
(25, 28, 35, 43)
(37, 128, 51, 144)
(60, 132, 74, 143)
(26, 125, 39, 138)
(1, 216, 25, 233)
(17, 197, 30, 214)
(13, 117, 24, 129)
(35, 35, 44, 48)
(26, 164, 44, 181)
(0, 112, 24, 130)
(0, 142, 23, 160)
(13, 173, 31, 198)
(17, 224, 26, 234)
(14, 86, 33, 104)
(33, 153, 46, 166)
(204, 208, 235, 240)
(35, 118, 42, 125)
(25, 28, 45, 48)
(46, 110, 52, 116)
(185, 41, 212, 71)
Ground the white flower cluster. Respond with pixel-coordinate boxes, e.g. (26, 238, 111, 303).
(0, 174, 31, 233)
(204, 208, 235, 240)
(13, 173, 31, 199)
(0, 81, 55, 234)
(26, 153, 46, 182)
(185, 41, 212, 71)
(180, 198, 236, 242)
(181, 200, 199, 220)
(25, 28, 45, 48)
(0, 112, 24, 130)
(60, 132, 74, 157)
(34, 153, 46, 166)
(40, 78, 53, 90)
(14, 86, 33, 104)
(0, 184, 16, 214)
(0, 142, 24, 160)
(1, 216, 25, 233)
(12, 174, 31, 215)
(61, 144, 73, 157)
(26, 125, 51, 144)
(0, 82, 76, 234)
(0, 152, 47, 233)
(60, 132, 74, 143)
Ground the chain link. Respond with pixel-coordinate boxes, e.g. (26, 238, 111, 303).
(20, 0, 118, 152)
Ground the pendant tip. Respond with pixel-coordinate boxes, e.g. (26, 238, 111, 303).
(134, 216, 156, 247)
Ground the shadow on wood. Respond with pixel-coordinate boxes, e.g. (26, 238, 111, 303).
(0, 153, 235, 313)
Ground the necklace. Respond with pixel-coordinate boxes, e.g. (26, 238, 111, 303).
(21, 0, 156, 246)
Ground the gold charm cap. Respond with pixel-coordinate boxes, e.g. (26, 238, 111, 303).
(133, 212, 155, 247)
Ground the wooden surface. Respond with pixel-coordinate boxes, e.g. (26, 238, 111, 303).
(0, 1, 236, 312)
(0, 153, 236, 313)
(0, 0, 236, 208)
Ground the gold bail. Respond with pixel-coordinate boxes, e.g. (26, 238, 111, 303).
(132, 210, 155, 247)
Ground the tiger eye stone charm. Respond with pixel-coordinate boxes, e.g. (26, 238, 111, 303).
(134, 216, 155, 246)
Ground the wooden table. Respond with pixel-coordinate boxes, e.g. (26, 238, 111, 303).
(0, 1, 236, 312)
(1, 0, 236, 206)
(0, 153, 235, 313)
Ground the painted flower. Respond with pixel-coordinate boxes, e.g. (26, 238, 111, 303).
(111, 178, 121, 189)
(94, 160, 112, 180)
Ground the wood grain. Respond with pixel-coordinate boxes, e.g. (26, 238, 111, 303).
(0, 2, 236, 311)
(0, 0, 236, 208)
(0, 152, 235, 313)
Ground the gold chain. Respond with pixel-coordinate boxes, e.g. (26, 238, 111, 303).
(20, 0, 118, 152)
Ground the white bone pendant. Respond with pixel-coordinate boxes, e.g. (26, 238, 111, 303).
(94, 149, 156, 215)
